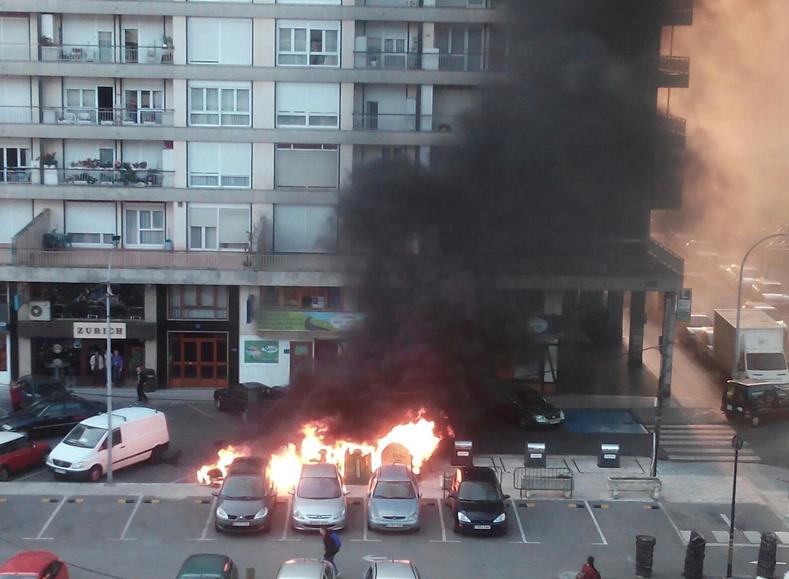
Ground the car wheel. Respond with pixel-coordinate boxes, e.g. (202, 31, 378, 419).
(0, 466, 9, 482)
(149, 445, 165, 465)
(214, 398, 224, 411)
(88, 465, 102, 482)
(452, 518, 460, 534)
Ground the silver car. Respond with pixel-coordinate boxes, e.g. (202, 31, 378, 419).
(363, 559, 422, 579)
(276, 558, 337, 579)
(290, 463, 347, 531)
(367, 464, 421, 532)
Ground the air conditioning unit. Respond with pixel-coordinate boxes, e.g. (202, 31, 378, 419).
(29, 301, 51, 321)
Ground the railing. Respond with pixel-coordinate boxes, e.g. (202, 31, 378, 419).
(0, 168, 33, 184)
(656, 112, 687, 147)
(658, 55, 690, 87)
(647, 237, 684, 276)
(189, 174, 251, 188)
(359, 0, 493, 5)
(0, 106, 174, 126)
(663, 0, 694, 25)
(40, 44, 174, 64)
(354, 51, 421, 70)
(352, 113, 461, 132)
(49, 168, 170, 187)
(0, 42, 33, 60)
(438, 52, 485, 72)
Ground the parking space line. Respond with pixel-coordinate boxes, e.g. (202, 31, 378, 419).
(186, 496, 216, 541)
(508, 500, 539, 545)
(351, 497, 380, 543)
(659, 501, 689, 545)
(114, 496, 143, 541)
(430, 499, 461, 543)
(583, 501, 607, 546)
(278, 495, 300, 542)
(187, 403, 230, 425)
(15, 468, 46, 482)
(26, 496, 67, 540)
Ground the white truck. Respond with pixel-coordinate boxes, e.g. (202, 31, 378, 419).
(713, 308, 789, 384)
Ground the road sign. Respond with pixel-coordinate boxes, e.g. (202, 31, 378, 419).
(677, 288, 692, 322)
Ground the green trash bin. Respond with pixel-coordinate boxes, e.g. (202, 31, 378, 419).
(344, 449, 372, 485)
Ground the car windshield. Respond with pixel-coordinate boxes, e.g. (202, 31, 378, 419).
(373, 481, 416, 499)
(747, 353, 788, 372)
(458, 480, 500, 502)
(221, 475, 265, 500)
(514, 393, 543, 405)
(26, 400, 50, 416)
(297, 476, 342, 499)
(63, 424, 106, 448)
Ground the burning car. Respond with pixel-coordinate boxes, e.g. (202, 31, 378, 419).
(213, 456, 276, 533)
(290, 462, 348, 531)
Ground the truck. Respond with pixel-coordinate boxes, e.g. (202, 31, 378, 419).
(713, 308, 789, 384)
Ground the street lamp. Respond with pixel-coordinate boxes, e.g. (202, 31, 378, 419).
(105, 234, 121, 486)
(726, 433, 744, 578)
(732, 233, 789, 378)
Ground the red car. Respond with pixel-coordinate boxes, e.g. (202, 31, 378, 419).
(0, 551, 69, 578)
(0, 432, 50, 481)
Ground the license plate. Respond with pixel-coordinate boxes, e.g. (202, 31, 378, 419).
(233, 521, 251, 527)
(54, 468, 65, 474)
(474, 524, 491, 530)
(388, 524, 403, 528)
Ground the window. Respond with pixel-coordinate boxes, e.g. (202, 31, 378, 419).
(65, 88, 97, 123)
(274, 205, 337, 253)
(0, 147, 31, 183)
(188, 142, 251, 188)
(277, 20, 339, 67)
(436, 25, 483, 71)
(65, 201, 117, 246)
(187, 18, 252, 65)
(188, 204, 251, 251)
(275, 144, 338, 189)
(276, 83, 339, 128)
(189, 83, 251, 127)
(169, 286, 228, 319)
(124, 89, 163, 124)
(125, 205, 165, 247)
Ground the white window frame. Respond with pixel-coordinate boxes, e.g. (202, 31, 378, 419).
(188, 204, 251, 252)
(274, 143, 339, 189)
(275, 83, 339, 129)
(277, 21, 339, 67)
(188, 143, 251, 189)
(124, 204, 165, 248)
(124, 89, 164, 124)
(189, 83, 251, 127)
(0, 146, 31, 182)
(65, 88, 97, 123)
(65, 202, 117, 247)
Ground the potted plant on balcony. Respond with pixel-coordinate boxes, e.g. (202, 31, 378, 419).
(40, 153, 58, 185)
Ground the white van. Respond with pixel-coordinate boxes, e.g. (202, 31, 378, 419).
(47, 407, 169, 482)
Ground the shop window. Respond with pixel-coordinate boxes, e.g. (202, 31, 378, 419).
(264, 287, 344, 310)
(29, 283, 144, 320)
(168, 285, 228, 319)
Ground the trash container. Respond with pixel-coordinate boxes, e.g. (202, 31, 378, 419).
(143, 368, 157, 392)
(598, 443, 620, 468)
(452, 440, 473, 467)
(683, 530, 705, 579)
(757, 531, 777, 579)
(344, 449, 372, 485)
(635, 534, 655, 577)
(525, 442, 546, 468)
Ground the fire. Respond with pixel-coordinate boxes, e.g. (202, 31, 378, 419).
(196, 444, 251, 485)
(196, 413, 442, 491)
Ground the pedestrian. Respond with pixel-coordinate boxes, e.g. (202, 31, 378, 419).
(89, 350, 105, 386)
(320, 526, 341, 576)
(136, 364, 149, 402)
(578, 556, 601, 579)
(111, 350, 124, 385)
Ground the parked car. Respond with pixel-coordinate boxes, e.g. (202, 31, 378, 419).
(0, 551, 69, 578)
(677, 313, 714, 346)
(445, 466, 508, 535)
(0, 432, 50, 481)
(9, 375, 68, 411)
(724, 264, 760, 287)
(290, 463, 348, 531)
(500, 389, 565, 428)
(175, 554, 239, 579)
(363, 560, 422, 579)
(750, 279, 786, 300)
(46, 407, 169, 482)
(0, 397, 104, 438)
(722, 379, 789, 427)
(213, 456, 276, 533)
(367, 464, 421, 532)
(213, 382, 287, 422)
(693, 327, 716, 365)
(275, 559, 337, 579)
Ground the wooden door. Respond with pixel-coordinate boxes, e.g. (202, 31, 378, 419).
(289, 341, 313, 382)
(169, 333, 228, 388)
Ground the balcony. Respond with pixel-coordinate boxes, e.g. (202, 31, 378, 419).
(438, 52, 485, 72)
(48, 167, 169, 187)
(657, 112, 687, 148)
(658, 56, 690, 88)
(354, 51, 421, 70)
(359, 0, 491, 5)
(0, 106, 174, 126)
(353, 113, 462, 132)
(40, 43, 174, 65)
(663, 0, 693, 26)
(0, 168, 33, 184)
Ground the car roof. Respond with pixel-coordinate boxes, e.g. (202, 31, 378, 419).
(276, 559, 326, 578)
(239, 382, 271, 390)
(0, 432, 25, 445)
(177, 554, 230, 576)
(376, 464, 413, 482)
(457, 466, 498, 481)
(300, 463, 339, 478)
(373, 560, 417, 579)
(0, 550, 58, 572)
(81, 406, 159, 428)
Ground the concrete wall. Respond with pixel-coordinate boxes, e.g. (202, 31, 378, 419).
(238, 335, 290, 386)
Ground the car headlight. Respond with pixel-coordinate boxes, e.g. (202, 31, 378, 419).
(493, 512, 506, 524)
(1, 424, 12, 431)
(293, 508, 305, 520)
(334, 507, 346, 520)
(559, 410, 565, 420)
(72, 461, 85, 470)
(534, 415, 547, 423)
(216, 507, 229, 520)
(457, 512, 471, 523)
(254, 508, 268, 520)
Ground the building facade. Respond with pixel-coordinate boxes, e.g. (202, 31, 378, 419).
(0, 0, 691, 390)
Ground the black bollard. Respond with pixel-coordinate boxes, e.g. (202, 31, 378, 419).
(636, 535, 656, 577)
(757, 531, 777, 579)
(682, 530, 705, 579)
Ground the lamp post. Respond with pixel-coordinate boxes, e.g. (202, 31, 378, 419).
(105, 234, 121, 486)
(732, 233, 789, 378)
(726, 434, 744, 577)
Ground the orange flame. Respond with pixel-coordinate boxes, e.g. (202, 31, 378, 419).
(196, 444, 250, 485)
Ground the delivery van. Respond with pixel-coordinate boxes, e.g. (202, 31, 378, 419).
(47, 407, 169, 481)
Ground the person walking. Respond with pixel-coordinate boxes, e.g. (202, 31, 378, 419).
(89, 350, 105, 386)
(111, 350, 124, 385)
(135, 364, 149, 402)
(320, 527, 341, 576)
(578, 556, 601, 579)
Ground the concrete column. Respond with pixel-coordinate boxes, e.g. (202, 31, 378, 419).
(339, 144, 353, 188)
(340, 82, 354, 131)
(253, 81, 274, 129)
(254, 19, 275, 67)
(606, 290, 624, 345)
(172, 201, 187, 250)
(172, 16, 186, 65)
(173, 141, 187, 188)
(341, 20, 355, 69)
(628, 290, 646, 366)
(420, 84, 433, 132)
(17, 337, 31, 376)
(253, 142, 274, 189)
(173, 79, 187, 127)
(658, 291, 677, 397)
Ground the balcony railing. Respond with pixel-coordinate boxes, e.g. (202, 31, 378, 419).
(354, 51, 421, 70)
(0, 42, 32, 60)
(437, 52, 485, 72)
(0, 106, 174, 126)
(657, 112, 687, 148)
(663, 0, 694, 25)
(359, 0, 492, 5)
(353, 113, 461, 132)
(658, 56, 690, 88)
(0, 168, 33, 184)
(50, 167, 169, 187)
(40, 43, 174, 64)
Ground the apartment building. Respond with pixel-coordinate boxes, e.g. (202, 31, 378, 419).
(0, 0, 691, 392)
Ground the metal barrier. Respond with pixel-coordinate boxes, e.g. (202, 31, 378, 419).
(513, 466, 574, 499)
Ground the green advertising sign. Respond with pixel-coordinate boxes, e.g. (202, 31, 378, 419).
(258, 311, 364, 332)
(244, 340, 279, 364)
